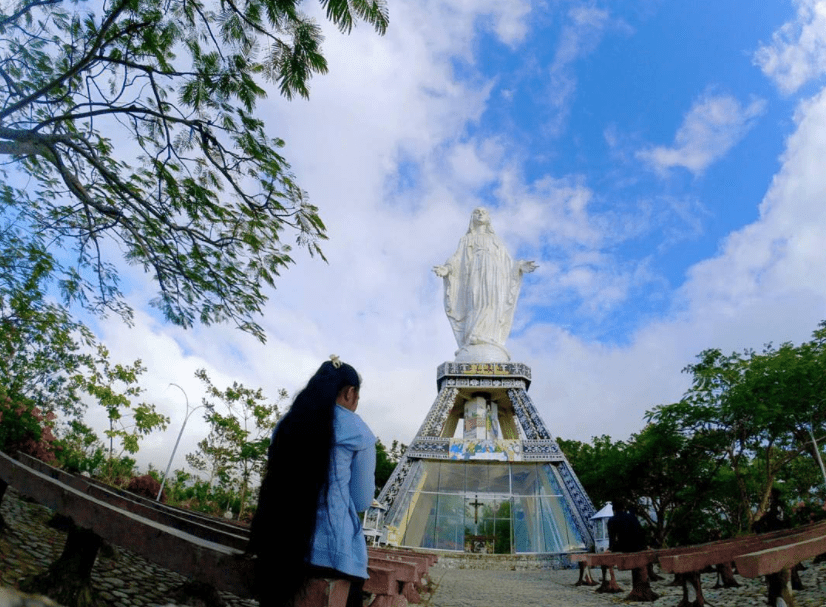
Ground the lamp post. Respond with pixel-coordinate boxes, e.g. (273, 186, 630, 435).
(157, 383, 204, 501)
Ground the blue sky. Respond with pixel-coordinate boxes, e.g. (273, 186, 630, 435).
(78, 0, 826, 470)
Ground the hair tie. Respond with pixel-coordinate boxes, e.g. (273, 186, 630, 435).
(329, 354, 342, 369)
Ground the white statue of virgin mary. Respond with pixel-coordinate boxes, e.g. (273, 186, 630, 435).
(434, 207, 537, 362)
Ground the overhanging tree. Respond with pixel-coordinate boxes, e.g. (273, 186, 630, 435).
(650, 322, 826, 530)
(0, 234, 94, 421)
(1, 239, 168, 479)
(0, 240, 121, 466)
(0, 0, 388, 339)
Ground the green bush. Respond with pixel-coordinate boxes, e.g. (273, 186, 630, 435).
(0, 388, 58, 463)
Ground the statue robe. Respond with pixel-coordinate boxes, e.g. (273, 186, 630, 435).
(441, 229, 524, 355)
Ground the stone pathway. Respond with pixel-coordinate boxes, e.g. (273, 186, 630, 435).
(4, 486, 826, 607)
(426, 562, 826, 607)
(426, 567, 619, 607)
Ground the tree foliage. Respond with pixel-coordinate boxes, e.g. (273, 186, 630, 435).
(557, 434, 627, 512)
(649, 321, 826, 531)
(186, 368, 283, 518)
(624, 420, 726, 546)
(0, 389, 59, 462)
(53, 419, 106, 474)
(375, 437, 405, 496)
(0, 0, 388, 339)
(74, 345, 169, 477)
(149, 466, 250, 517)
(0, 239, 166, 468)
(0, 235, 94, 420)
(560, 321, 826, 545)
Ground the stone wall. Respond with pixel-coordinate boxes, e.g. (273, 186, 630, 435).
(429, 551, 577, 571)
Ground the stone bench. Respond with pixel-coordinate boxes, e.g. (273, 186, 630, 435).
(368, 552, 426, 603)
(0, 452, 435, 607)
(732, 528, 826, 607)
(13, 452, 440, 602)
(572, 521, 826, 606)
(16, 452, 250, 534)
(658, 522, 826, 606)
(0, 450, 255, 598)
(13, 452, 250, 550)
(570, 549, 661, 601)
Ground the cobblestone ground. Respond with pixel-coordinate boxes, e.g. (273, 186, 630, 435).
(4, 487, 826, 607)
(425, 562, 826, 607)
(425, 567, 623, 607)
(0, 487, 255, 607)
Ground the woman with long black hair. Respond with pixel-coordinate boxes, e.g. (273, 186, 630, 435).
(248, 356, 376, 607)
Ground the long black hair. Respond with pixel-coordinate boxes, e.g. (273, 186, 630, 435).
(248, 358, 361, 606)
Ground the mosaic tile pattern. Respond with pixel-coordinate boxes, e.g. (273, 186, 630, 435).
(521, 440, 566, 461)
(415, 387, 459, 437)
(406, 437, 451, 459)
(447, 439, 519, 461)
(441, 377, 527, 390)
(406, 438, 569, 463)
(552, 461, 597, 546)
(508, 388, 551, 440)
(437, 361, 532, 379)
(375, 455, 415, 510)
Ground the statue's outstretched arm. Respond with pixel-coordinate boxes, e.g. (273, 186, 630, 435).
(518, 260, 538, 274)
(433, 264, 450, 278)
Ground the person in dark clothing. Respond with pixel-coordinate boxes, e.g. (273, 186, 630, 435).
(607, 499, 645, 553)
(607, 499, 658, 600)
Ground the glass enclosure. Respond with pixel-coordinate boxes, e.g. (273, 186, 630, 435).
(388, 461, 586, 553)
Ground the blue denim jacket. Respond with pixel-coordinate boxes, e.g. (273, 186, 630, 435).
(309, 405, 376, 579)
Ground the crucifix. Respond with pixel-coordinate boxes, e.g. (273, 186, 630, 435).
(468, 494, 483, 526)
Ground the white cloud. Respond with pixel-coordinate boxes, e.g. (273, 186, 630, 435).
(636, 92, 767, 176)
(69, 2, 826, 480)
(754, 0, 826, 94)
(471, 0, 533, 46)
(513, 85, 826, 443)
(545, 6, 613, 135)
(680, 86, 826, 310)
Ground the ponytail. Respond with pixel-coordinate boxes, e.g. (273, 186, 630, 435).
(248, 357, 361, 606)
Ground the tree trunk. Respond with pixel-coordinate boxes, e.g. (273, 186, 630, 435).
(19, 525, 104, 607)
(804, 428, 826, 487)
(753, 475, 777, 528)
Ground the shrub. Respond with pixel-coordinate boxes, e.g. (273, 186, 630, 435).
(0, 390, 58, 463)
(127, 474, 165, 502)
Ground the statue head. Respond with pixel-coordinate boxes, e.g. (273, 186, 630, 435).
(467, 207, 495, 234)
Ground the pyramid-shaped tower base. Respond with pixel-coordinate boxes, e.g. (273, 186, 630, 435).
(373, 362, 595, 554)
